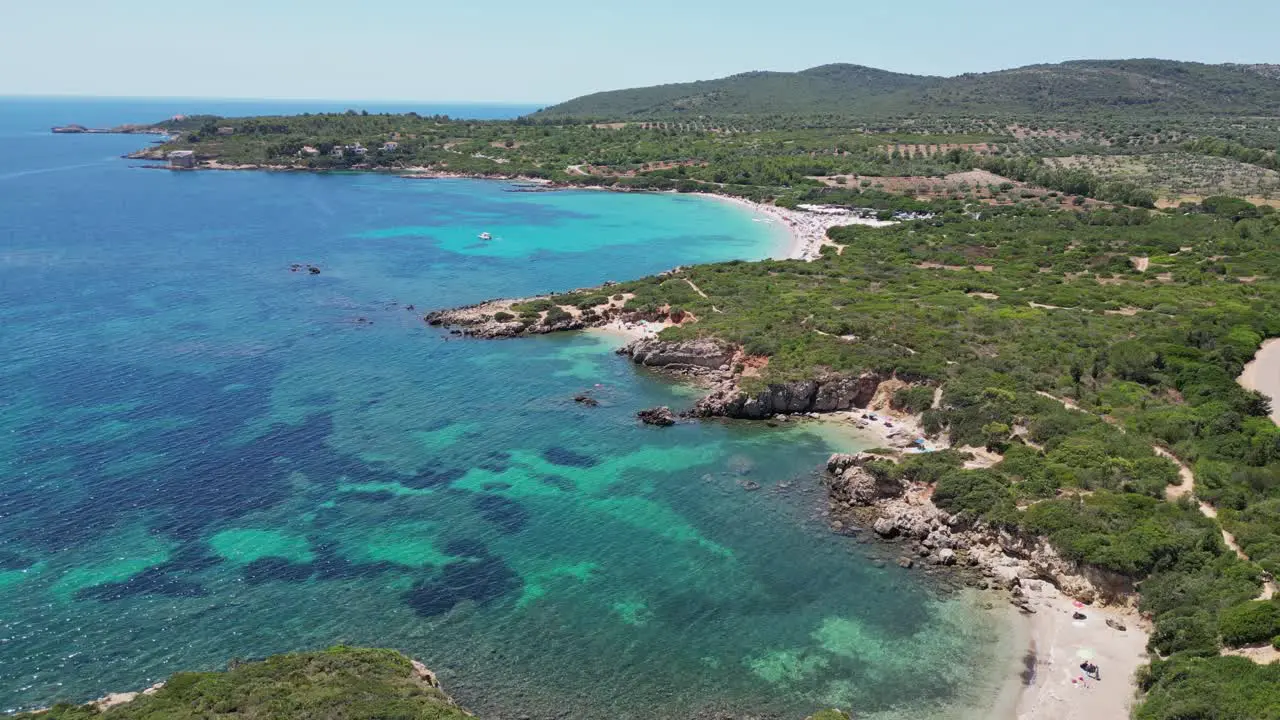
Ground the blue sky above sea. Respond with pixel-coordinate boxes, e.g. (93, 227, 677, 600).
(2, 0, 1277, 103)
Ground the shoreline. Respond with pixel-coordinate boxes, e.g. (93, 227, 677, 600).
(579, 332, 1151, 720)
(820, 414, 1150, 720)
(689, 192, 896, 260)
(128, 154, 890, 263)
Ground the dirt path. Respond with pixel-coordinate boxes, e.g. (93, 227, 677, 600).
(683, 277, 708, 298)
(1039, 392, 1276, 603)
(1154, 446, 1194, 501)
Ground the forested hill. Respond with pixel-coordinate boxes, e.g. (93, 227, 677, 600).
(532, 59, 1280, 119)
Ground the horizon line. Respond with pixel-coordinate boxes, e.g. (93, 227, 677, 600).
(2, 93, 550, 107)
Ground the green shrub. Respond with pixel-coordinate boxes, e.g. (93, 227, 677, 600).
(934, 469, 1015, 522)
(891, 385, 935, 414)
(544, 307, 572, 325)
(1218, 601, 1280, 647)
(513, 298, 554, 313)
(493, 311, 515, 322)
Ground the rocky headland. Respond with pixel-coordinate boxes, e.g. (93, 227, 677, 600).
(823, 452, 1137, 606)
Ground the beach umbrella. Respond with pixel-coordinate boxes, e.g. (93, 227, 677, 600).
(1076, 648, 1096, 661)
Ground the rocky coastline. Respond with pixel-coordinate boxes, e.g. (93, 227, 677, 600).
(824, 452, 1137, 607)
(429, 298, 1141, 609)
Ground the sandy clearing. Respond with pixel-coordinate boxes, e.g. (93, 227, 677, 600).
(1239, 338, 1280, 426)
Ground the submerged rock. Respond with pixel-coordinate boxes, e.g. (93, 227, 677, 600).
(637, 406, 677, 426)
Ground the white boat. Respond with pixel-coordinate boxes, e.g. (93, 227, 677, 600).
(478, 232, 493, 240)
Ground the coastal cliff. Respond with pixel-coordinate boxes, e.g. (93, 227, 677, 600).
(824, 452, 1137, 605)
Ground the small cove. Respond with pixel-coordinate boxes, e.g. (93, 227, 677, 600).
(0, 101, 1020, 719)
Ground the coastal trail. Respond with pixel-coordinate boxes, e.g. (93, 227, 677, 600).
(1038, 391, 1276, 604)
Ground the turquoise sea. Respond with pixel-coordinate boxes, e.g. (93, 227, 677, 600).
(0, 100, 1019, 718)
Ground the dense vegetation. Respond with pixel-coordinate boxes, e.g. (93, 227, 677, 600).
(532, 60, 1280, 119)
(137, 101, 1280, 210)
(532, 199, 1280, 718)
(14, 647, 471, 719)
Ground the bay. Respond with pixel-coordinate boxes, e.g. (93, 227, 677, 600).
(0, 100, 1018, 719)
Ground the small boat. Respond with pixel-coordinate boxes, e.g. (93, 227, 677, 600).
(478, 232, 493, 240)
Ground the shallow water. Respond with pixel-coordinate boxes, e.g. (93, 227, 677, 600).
(0, 101, 1018, 718)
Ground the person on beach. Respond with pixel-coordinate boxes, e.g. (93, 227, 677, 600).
(1080, 661, 1100, 680)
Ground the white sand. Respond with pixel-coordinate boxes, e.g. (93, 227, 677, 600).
(1239, 338, 1280, 425)
(1014, 581, 1149, 720)
(691, 193, 896, 260)
(588, 318, 667, 343)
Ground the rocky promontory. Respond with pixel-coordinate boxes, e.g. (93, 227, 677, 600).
(824, 452, 1137, 605)
(424, 290, 642, 338)
(426, 293, 900, 423)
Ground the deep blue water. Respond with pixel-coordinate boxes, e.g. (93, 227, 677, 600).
(0, 100, 1018, 719)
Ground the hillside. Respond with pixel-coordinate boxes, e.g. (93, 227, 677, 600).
(535, 64, 938, 118)
(532, 59, 1280, 119)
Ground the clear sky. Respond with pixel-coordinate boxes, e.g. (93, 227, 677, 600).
(3, 0, 1277, 104)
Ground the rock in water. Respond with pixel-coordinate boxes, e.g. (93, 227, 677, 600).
(573, 394, 599, 407)
(637, 407, 677, 426)
(620, 337, 735, 372)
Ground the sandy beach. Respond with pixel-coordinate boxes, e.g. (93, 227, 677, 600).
(588, 318, 668, 342)
(1013, 581, 1149, 720)
(1239, 337, 1280, 425)
(691, 193, 896, 260)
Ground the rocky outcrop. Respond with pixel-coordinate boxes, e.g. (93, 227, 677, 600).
(637, 407, 677, 426)
(824, 452, 1137, 605)
(425, 297, 603, 338)
(620, 337, 735, 373)
(826, 453, 906, 506)
(691, 372, 882, 419)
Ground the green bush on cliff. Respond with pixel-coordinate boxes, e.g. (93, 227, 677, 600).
(544, 306, 573, 325)
(16, 647, 470, 720)
(1218, 600, 1280, 647)
(891, 385, 935, 414)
